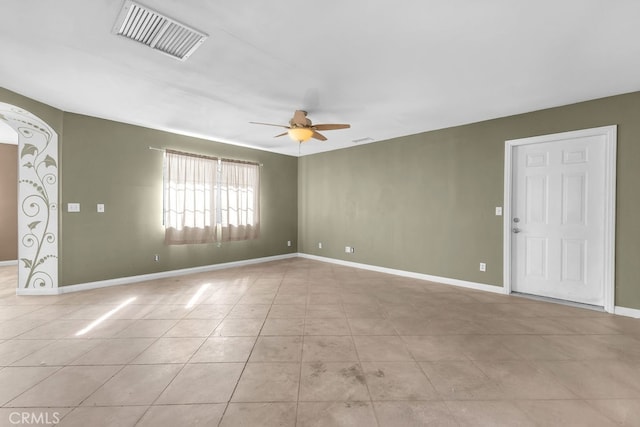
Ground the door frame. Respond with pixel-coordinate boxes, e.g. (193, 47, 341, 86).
(503, 125, 617, 313)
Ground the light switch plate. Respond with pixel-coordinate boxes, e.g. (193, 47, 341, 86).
(495, 207, 502, 216)
(97, 204, 105, 213)
(67, 203, 80, 213)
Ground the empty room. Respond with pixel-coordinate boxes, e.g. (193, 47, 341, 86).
(1, 1, 639, 426)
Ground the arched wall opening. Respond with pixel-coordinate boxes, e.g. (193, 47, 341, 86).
(0, 102, 58, 294)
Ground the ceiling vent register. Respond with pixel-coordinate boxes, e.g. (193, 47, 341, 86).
(112, 0, 207, 61)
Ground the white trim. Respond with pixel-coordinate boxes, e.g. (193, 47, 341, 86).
(13, 252, 640, 319)
(16, 288, 59, 296)
(0, 260, 18, 267)
(503, 139, 514, 296)
(602, 126, 618, 313)
(512, 291, 605, 312)
(614, 306, 640, 319)
(503, 125, 617, 313)
(298, 253, 506, 294)
(17, 253, 297, 295)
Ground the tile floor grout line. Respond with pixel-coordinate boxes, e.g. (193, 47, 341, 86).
(0, 365, 64, 408)
(63, 304, 193, 425)
(1, 261, 639, 425)
(214, 269, 287, 427)
(347, 294, 382, 427)
(285, 265, 307, 427)
(293, 275, 310, 426)
(125, 279, 246, 426)
(4, 339, 62, 367)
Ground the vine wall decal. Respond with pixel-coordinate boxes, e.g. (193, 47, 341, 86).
(0, 103, 58, 291)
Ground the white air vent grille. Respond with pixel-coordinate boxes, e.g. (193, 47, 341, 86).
(113, 0, 207, 61)
(352, 137, 374, 144)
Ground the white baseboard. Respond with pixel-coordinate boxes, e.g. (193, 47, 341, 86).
(0, 260, 17, 267)
(16, 253, 298, 295)
(15, 288, 59, 296)
(298, 253, 506, 295)
(614, 306, 640, 319)
(13, 252, 640, 319)
(300, 254, 640, 318)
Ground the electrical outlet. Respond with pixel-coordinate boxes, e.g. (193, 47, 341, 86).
(479, 262, 486, 272)
(345, 246, 351, 253)
(318, 242, 322, 249)
(287, 240, 292, 247)
(67, 203, 80, 213)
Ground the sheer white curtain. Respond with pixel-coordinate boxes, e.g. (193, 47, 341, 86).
(164, 150, 217, 244)
(219, 160, 260, 241)
(164, 150, 260, 244)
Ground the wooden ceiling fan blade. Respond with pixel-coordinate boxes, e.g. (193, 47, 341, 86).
(249, 121, 289, 128)
(311, 131, 327, 141)
(313, 124, 351, 131)
(253, 112, 347, 142)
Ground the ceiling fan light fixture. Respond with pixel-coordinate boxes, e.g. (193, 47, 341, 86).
(288, 127, 314, 142)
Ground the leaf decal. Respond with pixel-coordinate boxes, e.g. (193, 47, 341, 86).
(23, 162, 34, 168)
(27, 221, 41, 230)
(19, 128, 33, 138)
(43, 155, 57, 168)
(21, 143, 37, 158)
(20, 258, 33, 269)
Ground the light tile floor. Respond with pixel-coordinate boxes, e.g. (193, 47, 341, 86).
(0, 259, 639, 426)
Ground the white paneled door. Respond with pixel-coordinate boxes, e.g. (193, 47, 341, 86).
(509, 127, 616, 307)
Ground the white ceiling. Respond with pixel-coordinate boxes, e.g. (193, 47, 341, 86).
(1, 1, 639, 157)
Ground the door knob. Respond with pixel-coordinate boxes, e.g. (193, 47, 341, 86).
(512, 227, 522, 234)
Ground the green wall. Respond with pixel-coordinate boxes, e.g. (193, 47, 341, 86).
(0, 144, 18, 261)
(1, 87, 298, 286)
(3, 86, 639, 310)
(298, 92, 640, 310)
(59, 113, 298, 286)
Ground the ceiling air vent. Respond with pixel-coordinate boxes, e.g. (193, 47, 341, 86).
(352, 137, 374, 144)
(112, 0, 207, 61)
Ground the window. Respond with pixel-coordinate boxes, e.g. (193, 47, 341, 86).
(163, 149, 260, 244)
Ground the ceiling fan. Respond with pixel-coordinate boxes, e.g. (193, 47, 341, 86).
(250, 110, 350, 143)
